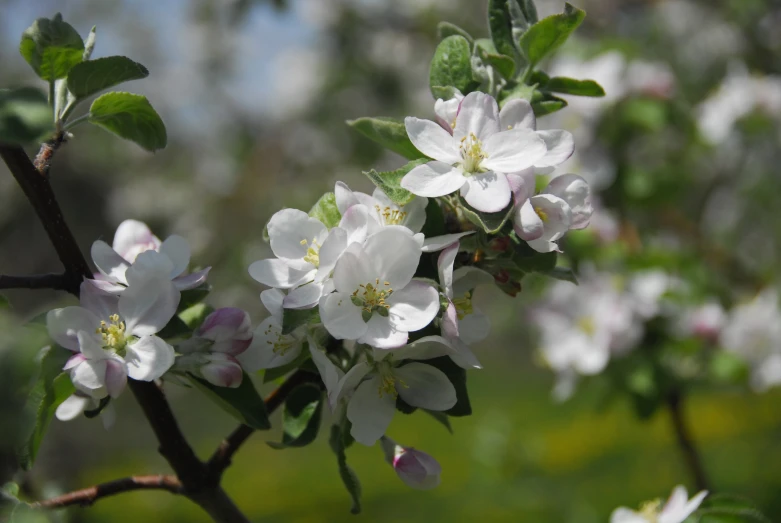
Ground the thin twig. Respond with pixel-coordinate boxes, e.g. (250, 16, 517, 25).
(30, 475, 183, 509)
(667, 389, 710, 492)
(0, 273, 70, 291)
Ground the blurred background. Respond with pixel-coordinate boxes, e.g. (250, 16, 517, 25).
(1, 0, 781, 521)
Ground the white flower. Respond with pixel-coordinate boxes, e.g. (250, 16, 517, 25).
(47, 280, 178, 403)
(90, 219, 210, 294)
(512, 171, 593, 253)
(434, 89, 464, 133)
(335, 182, 428, 234)
(56, 391, 116, 428)
(380, 436, 441, 490)
(237, 288, 305, 371)
(401, 92, 547, 213)
(677, 301, 725, 342)
(319, 227, 439, 348)
(610, 485, 707, 523)
(720, 289, 781, 391)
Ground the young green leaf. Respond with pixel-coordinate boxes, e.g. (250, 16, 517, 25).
(488, 0, 521, 61)
(363, 158, 429, 207)
(308, 192, 342, 228)
(0, 295, 9, 309)
(19, 14, 84, 81)
(695, 494, 772, 523)
(545, 76, 605, 97)
(188, 373, 271, 430)
(429, 35, 478, 96)
(437, 22, 474, 45)
(517, 0, 539, 24)
(282, 306, 320, 335)
(88, 92, 167, 151)
(346, 117, 425, 161)
(268, 384, 323, 449)
(498, 82, 537, 108)
(458, 196, 515, 235)
(178, 302, 215, 330)
(532, 95, 568, 116)
(0, 88, 54, 145)
(546, 266, 578, 284)
(67, 56, 149, 100)
(519, 3, 586, 68)
(178, 284, 211, 313)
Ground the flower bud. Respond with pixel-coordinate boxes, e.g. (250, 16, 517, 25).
(488, 236, 511, 252)
(380, 437, 441, 490)
(195, 308, 253, 356)
(200, 353, 244, 388)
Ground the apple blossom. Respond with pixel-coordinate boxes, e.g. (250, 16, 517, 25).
(55, 391, 116, 428)
(401, 91, 547, 213)
(610, 485, 707, 523)
(335, 182, 428, 234)
(319, 227, 439, 348)
(237, 289, 305, 371)
(379, 436, 441, 490)
(433, 89, 463, 133)
(677, 301, 725, 342)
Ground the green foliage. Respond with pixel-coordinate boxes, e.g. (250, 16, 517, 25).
(178, 302, 215, 330)
(476, 45, 516, 79)
(532, 95, 568, 116)
(423, 357, 471, 417)
(268, 384, 323, 448)
(363, 158, 429, 207)
(16, 345, 74, 470)
(437, 22, 473, 45)
(519, 3, 585, 68)
(546, 266, 578, 284)
(545, 76, 605, 97)
(308, 192, 341, 228)
(424, 409, 453, 433)
(88, 91, 167, 151)
(499, 81, 537, 107)
(156, 315, 192, 340)
(67, 56, 149, 99)
(459, 196, 515, 235)
(429, 35, 479, 97)
(488, 0, 522, 63)
(695, 494, 773, 523)
(19, 14, 84, 81)
(709, 351, 749, 384)
(282, 306, 320, 335)
(0, 295, 8, 310)
(346, 117, 425, 161)
(329, 422, 362, 514)
(178, 285, 211, 313)
(187, 373, 271, 430)
(0, 88, 53, 145)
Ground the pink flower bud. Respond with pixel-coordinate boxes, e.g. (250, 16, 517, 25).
(200, 353, 244, 388)
(196, 308, 253, 356)
(380, 437, 441, 490)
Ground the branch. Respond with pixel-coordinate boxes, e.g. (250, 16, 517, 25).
(666, 389, 710, 492)
(30, 475, 183, 509)
(0, 273, 71, 291)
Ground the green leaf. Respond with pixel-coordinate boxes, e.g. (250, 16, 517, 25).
(268, 384, 323, 449)
(420, 198, 446, 238)
(476, 42, 516, 79)
(178, 302, 215, 330)
(431, 85, 459, 100)
(517, 0, 539, 24)
(532, 95, 568, 116)
(0, 88, 54, 145)
(695, 494, 772, 523)
(545, 76, 605, 97)
(364, 158, 429, 207)
(329, 423, 362, 514)
(0, 295, 10, 310)
(282, 306, 320, 335)
(156, 315, 192, 340)
(346, 117, 425, 161)
(422, 357, 471, 417)
(178, 284, 211, 313)
(17, 346, 74, 470)
(546, 266, 578, 284)
(458, 196, 515, 234)
(188, 373, 270, 430)
(308, 192, 341, 228)
(437, 22, 473, 45)
(519, 3, 585, 68)
(498, 82, 537, 108)
(19, 14, 84, 81)
(429, 35, 478, 97)
(488, 0, 520, 61)
(709, 351, 749, 383)
(424, 409, 453, 434)
(67, 56, 149, 100)
(88, 92, 167, 151)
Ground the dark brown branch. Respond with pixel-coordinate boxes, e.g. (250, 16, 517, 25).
(667, 389, 710, 492)
(0, 273, 71, 291)
(30, 475, 183, 509)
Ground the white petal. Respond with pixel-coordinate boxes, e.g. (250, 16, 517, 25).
(71, 358, 108, 394)
(248, 258, 314, 289)
(461, 172, 511, 213)
(260, 288, 285, 322)
(529, 194, 572, 242)
(124, 335, 175, 381)
(77, 330, 108, 360)
(173, 267, 211, 291)
(112, 219, 161, 261)
(332, 361, 372, 409)
(660, 487, 708, 523)
(399, 196, 428, 233)
(267, 208, 327, 260)
(79, 280, 121, 319)
(543, 174, 593, 229)
(400, 162, 466, 198)
(506, 170, 536, 203)
(499, 98, 536, 131)
(364, 228, 422, 289)
(387, 281, 440, 332)
(482, 128, 547, 173)
(452, 267, 495, 296)
(120, 278, 180, 336)
(392, 335, 481, 369)
(320, 292, 368, 340)
(333, 251, 374, 294)
(237, 317, 300, 371)
(404, 117, 459, 163)
(159, 235, 191, 278)
(124, 250, 175, 287)
(421, 231, 473, 253)
(83, 278, 127, 294)
(283, 282, 323, 309)
(358, 314, 408, 349)
(458, 308, 491, 345)
(453, 92, 500, 142)
(47, 306, 101, 351)
(201, 355, 244, 388)
(334, 181, 360, 215)
(437, 243, 458, 299)
(395, 363, 457, 411)
(535, 130, 575, 168)
(316, 227, 349, 281)
(55, 394, 90, 421)
(347, 377, 396, 446)
(91, 240, 129, 284)
(609, 508, 647, 523)
(308, 338, 347, 407)
(105, 357, 128, 398)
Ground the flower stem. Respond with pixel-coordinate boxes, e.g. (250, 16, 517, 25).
(666, 389, 710, 492)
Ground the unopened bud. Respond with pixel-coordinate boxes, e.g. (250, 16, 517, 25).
(494, 269, 510, 284)
(196, 307, 253, 356)
(488, 236, 511, 252)
(200, 353, 244, 388)
(380, 437, 441, 490)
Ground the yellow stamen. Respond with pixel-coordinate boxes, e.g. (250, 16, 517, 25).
(458, 132, 488, 174)
(638, 499, 662, 522)
(452, 291, 473, 320)
(301, 238, 321, 267)
(577, 317, 596, 336)
(96, 313, 127, 352)
(534, 206, 549, 222)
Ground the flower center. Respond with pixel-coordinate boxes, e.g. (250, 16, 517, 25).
(374, 204, 407, 226)
(351, 279, 393, 321)
(577, 316, 596, 336)
(638, 499, 662, 522)
(300, 238, 321, 267)
(376, 360, 407, 398)
(458, 132, 488, 174)
(96, 314, 128, 355)
(534, 206, 549, 222)
(263, 324, 297, 355)
(452, 291, 473, 320)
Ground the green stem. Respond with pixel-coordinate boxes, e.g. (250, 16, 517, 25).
(48, 80, 55, 121)
(62, 113, 90, 131)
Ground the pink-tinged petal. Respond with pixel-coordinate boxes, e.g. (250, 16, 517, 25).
(421, 231, 473, 253)
(104, 357, 128, 398)
(173, 267, 211, 291)
(64, 353, 87, 370)
(364, 228, 422, 289)
(248, 258, 314, 289)
(283, 283, 323, 310)
(347, 377, 396, 446)
(398, 195, 428, 233)
(267, 208, 327, 261)
(201, 354, 244, 388)
(112, 219, 160, 261)
(237, 317, 299, 371)
(434, 91, 463, 133)
(120, 278, 180, 336)
(80, 280, 121, 319)
(124, 335, 175, 381)
(159, 235, 191, 278)
(526, 237, 560, 253)
(124, 250, 175, 288)
(460, 172, 512, 213)
(70, 358, 108, 395)
(514, 199, 544, 241)
(392, 447, 441, 490)
(506, 169, 535, 204)
(441, 304, 460, 340)
(197, 308, 252, 352)
(535, 130, 575, 168)
(83, 277, 127, 295)
(333, 251, 374, 294)
(334, 181, 360, 215)
(55, 394, 90, 421)
(453, 92, 501, 142)
(77, 331, 108, 360)
(358, 314, 408, 349)
(543, 174, 593, 229)
(404, 117, 460, 163)
(47, 306, 101, 352)
(320, 292, 368, 341)
(387, 281, 439, 332)
(529, 194, 572, 242)
(437, 243, 459, 299)
(260, 288, 285, 322)
(499, 98, 536, 131)
(91, 240, 129, 284)
(482, 128, 547, 173)
(394, 363, 456, 411)
(400, 161, 466, 198)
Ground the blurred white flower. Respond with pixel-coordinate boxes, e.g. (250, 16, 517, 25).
(611, 485, 707, 523)
(677, 301, 726, 342)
